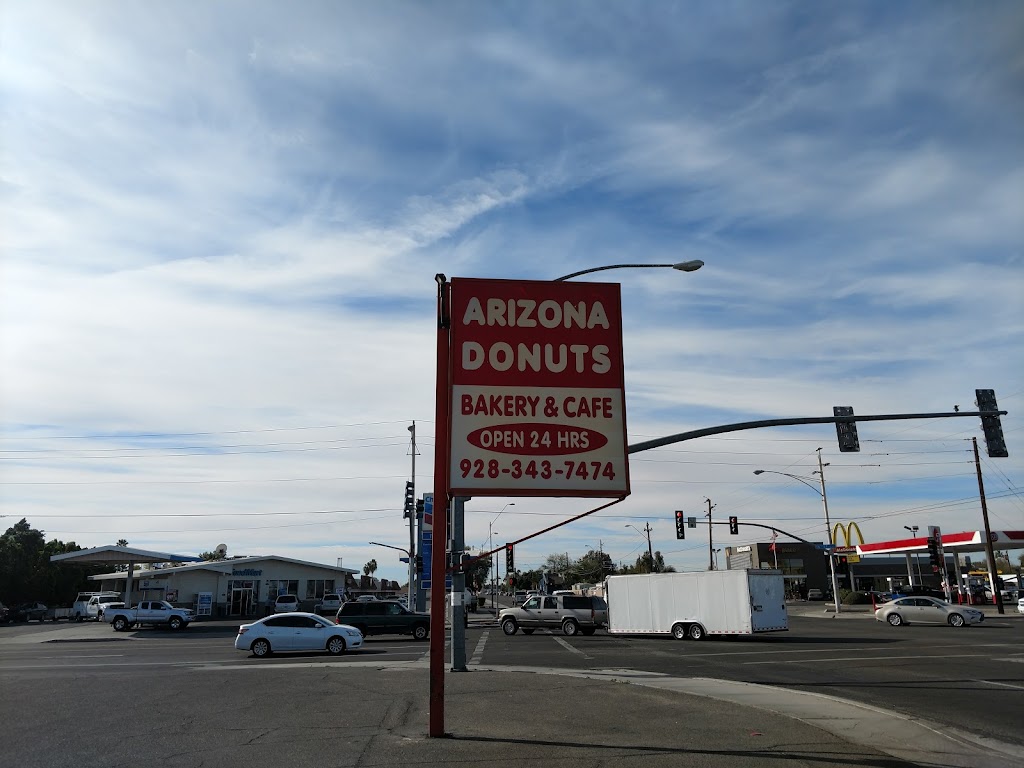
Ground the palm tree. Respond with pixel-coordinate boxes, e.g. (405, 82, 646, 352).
(363, 559, 378, 577)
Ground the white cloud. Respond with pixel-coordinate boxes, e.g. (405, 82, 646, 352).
(2, 2, 1021, 582)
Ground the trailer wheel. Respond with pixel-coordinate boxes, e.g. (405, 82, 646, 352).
(671, 623, 687, 640)
(687, 623, 706, 641)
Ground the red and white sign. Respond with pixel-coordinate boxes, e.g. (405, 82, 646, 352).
(448, 277, 630, 497)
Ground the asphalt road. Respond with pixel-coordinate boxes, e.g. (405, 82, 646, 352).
(1, 609, 1021, 764)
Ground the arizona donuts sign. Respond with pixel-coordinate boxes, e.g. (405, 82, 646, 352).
(448, 277, 630, 498)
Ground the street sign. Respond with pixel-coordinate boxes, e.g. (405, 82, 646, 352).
(815, 544, 835, 550)
(448, 278, 630, 497)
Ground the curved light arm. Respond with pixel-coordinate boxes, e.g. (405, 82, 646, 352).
(753, 469, 823, 497)
(553, 260, 704, 282)
(369, 541, 411, 557)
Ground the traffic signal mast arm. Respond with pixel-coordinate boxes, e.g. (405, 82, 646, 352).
(627, 408, 1006, 455)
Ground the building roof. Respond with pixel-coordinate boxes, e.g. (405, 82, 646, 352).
(50, 545, 203, 565)
(86, 554, 358, 581)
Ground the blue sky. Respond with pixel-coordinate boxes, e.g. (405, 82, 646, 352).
(2, 2, 1021, 584)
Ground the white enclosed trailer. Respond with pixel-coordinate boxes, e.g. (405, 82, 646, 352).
(605, 570, 788, 640)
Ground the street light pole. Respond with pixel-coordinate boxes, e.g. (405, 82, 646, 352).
(815, 448, 842, 615)
(904, 525, 922, 583)
(553, 260, 703, 282)
(753, 459, 842, 614)
(488, 503, 513, 615)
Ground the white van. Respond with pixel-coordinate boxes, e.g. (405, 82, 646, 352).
(72, 592, 121, 622)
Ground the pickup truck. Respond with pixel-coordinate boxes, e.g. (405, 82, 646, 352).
(103, 601, 194, 631)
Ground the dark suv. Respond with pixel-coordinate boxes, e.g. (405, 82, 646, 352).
(336, 600, 430, 640)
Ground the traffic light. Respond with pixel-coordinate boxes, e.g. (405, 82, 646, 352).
(728, 516, 739, 535)
(675, 510, 686, 539)
(403, 481, 414, 518)
(834, 406, 861, 452)
(415, 498, 425, 517)
(505, 545, 514, 575)
(508, 575, 516, 588)
(415, 555, 423, 571)
(976, 389, 1008, 458)
(835, 555, 848, 568)
(926, 536, 941, 573)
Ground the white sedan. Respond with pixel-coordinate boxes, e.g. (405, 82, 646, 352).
(234, 612, 363, 658)
(874, 597, 984, 627)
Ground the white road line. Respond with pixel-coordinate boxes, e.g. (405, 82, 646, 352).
(743, 653, 985, 665)
(470, 631, 488, 665)
(978, 679, 1024, 691)
(552, 636, 592, 659)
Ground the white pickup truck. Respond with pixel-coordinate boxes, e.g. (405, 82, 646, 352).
(103, 601, 194, 631)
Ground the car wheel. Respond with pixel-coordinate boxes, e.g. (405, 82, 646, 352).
(112, 617, 129, 632)
(412, 624, 429, 641)
(687, 623, 706, 641)
(886, 613, 903, 626)
(671, 623, 687, 640)
(169, 617, 183, 631)
(948, 613, 966, 627)
(251, 639, 271, 658)
(562, 619, 580, 636)
(501, 618, 519, 635)
(327, 636, 346, 655)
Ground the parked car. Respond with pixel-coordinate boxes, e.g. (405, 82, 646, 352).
(12, 602, 49, 622)
(235, 613, 363, 658)
(499, 593, 603, 636)
(314, 594, 344, 614)
(1017, 597, 1024, 615)
(0, 601, 10, 623)
(355, 595, 378, 602)
(104, 601, 194, 631)
(806, 589, 824, 601)
(274, 595, 300, 613)
(874, 597, 984, 627)
(336, 599, 430, 639)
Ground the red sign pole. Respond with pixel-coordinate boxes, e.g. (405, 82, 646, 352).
(429, 275, 452, 737)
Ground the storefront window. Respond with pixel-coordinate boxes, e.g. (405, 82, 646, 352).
(267, 580, 298, 600)
(306, 580, 335, 600)
(779, 558, 804, 576)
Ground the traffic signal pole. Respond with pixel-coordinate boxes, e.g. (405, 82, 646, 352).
(972, 436, 1005, 614)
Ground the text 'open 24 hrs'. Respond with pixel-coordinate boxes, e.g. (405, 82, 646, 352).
(448, 277, 630, 498)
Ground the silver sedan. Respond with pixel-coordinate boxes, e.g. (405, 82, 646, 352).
(234, 612, 364, 657)
(874, 597, 984, 627)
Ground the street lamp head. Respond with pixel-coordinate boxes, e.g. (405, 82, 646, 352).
(672, 260, 704, 273)
(753, 470, 765, 475)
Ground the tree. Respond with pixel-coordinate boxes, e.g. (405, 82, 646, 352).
(0, 519, 94, 605)
(114, 539, 130, 571)
(463, 554, 492, 591)
(199, 549, 227, 561)
(363, 559, 378, 577)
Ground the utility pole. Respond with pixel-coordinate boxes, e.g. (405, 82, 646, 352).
(705, 498, 715, 570)
(408, 421, 417, 609)
(817, 449, 841, 615)
(973, 437, 1005, 614)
